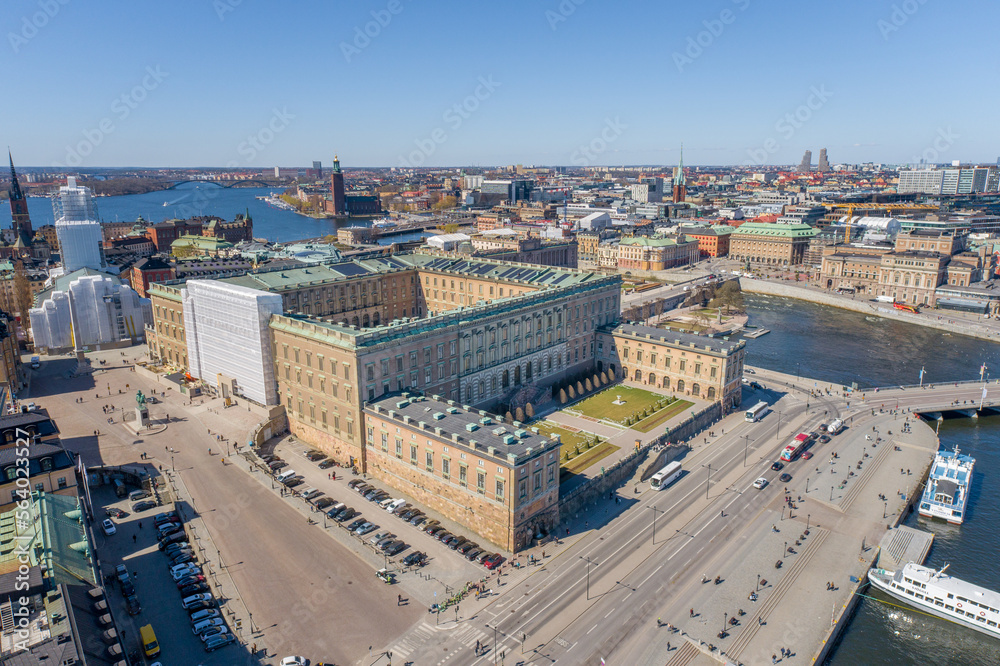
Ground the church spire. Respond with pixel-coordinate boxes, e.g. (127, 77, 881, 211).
(7, 150, 33, 241)
(8, 150, 25, 202)
(672, 143, 687, 203)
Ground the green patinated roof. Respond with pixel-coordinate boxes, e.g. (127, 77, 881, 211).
(733, 222, 817, 239)
(710, 225, 735, 235)
(171, 235, 234, 250)
(619, 236, 681, 247)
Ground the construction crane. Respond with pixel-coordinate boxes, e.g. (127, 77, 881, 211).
(829, 203, 939, 243)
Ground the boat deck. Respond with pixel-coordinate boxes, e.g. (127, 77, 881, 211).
(876, 525, 935, 570)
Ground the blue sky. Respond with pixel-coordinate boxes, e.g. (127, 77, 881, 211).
(4, 0, 998, 168)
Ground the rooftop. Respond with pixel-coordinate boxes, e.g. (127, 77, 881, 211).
(732, 222, 818, 239)
(612, 322, 746, 356)
(364, 392, 559, 464)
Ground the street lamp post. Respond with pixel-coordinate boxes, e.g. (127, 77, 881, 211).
(487, 623, 499, 666)
(649, 505, 663, 544)
(171, 455, 174, 471)
(806, 514, 811, 531)
(743, 434, 750, 467)
(776, 410, 782, 440)
(756, 573, 761, 591)
(883, 502, 888, 519)
(580, 556, 597, 600)
(704, 463, 712, 499)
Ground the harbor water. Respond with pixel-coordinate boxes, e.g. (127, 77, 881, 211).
(0, 183, 431, 244)
(743, 294, 1000, 664)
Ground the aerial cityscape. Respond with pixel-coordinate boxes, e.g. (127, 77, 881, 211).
(3, 2, 1000, 665)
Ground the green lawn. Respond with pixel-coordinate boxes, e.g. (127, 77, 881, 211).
(659, 321, 708, 333)
(561, 441, 620, 474)
(632, 398, 695, 433)
(536, 421, 592, 449)
(572, 386, 670, 424)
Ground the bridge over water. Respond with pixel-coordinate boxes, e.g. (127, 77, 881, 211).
(854, 378, 1000, 419)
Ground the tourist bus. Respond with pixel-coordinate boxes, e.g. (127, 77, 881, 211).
(780, 434, 810, 462)
(650, 461, 683, 490)
(745, 401, 770, 422)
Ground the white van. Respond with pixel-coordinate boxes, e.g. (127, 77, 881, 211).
(378, 497, 395, 509)
(275, 469, 297, 483)
(386, 498, 407, 513)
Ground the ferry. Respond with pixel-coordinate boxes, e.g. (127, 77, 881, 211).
(918, 446, 975, 524)
(868, 562, 1000, 640)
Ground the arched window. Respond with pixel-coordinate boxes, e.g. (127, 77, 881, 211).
(692, 383, 701, 397)
(707, 387, 716, 399)
(648, 372, 656, 385)
(676, 379, 685, 393)
(634, 369, 642, 381)
(502, 370, 510, 388)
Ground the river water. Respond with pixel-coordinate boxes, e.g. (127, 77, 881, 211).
(0, 183, 431, 245)
(743, 294, 1000, 665)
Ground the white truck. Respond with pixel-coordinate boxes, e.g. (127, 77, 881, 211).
(827, 418, 844, 434)
(875, 295, 894, 303)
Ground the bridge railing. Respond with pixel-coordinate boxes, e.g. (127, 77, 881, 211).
(855, 378, 1000, 393)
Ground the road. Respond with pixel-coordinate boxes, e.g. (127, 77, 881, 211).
(384, 379, 846, 665)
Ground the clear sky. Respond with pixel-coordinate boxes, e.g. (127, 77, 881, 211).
(5, 0, 998, 168)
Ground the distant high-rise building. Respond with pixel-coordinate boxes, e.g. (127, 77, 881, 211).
(330, 154, 346, 215)
(629, 177, 663, 203)
(797, 150, 812, 173)
(817, 148, 830, 173)
(672, 145, 686, 203)
(8, 152, 34, 244)
(313, 160, 323, 178)
(53, 177, 106, 272)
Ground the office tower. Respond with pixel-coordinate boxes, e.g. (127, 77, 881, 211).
(797, 150, 812, 173)
(817, 148, 830, 173)
(313, 160, 323, 178)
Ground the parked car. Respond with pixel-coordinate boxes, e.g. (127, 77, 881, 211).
(410, 515, 428, 527)
(403, 551, 427, 566)
(179, 582, 209, 596)
(128, 489, 150, 502)
(370, 530, 394, 544)
(770, 461, 784, 471)
(348, 479, 364, 489)
(159, 533, 189, 549)
(315, 497, 336, 509)
(132, 500, 157, 512)
(465, 548, 484, 561)
(372, 491, 390, 503)
(301, 487, 322, 500)
(379, 539, 402, 552)
(204, 632, 236, 652)
(399, 508, 418, 520)
(347, 518, 367, 531)
(259, 453, 276, 464)
(375, 536, 396, 550)
(284, 478, 304, 489)
(357, 523, 378, 536)
(170, 552, 196, 565)
(120, 579, 135, 598)
(281, 657, 308, 666)
(101, 519, 117, 536)
(305, 450, 326, 461)
(268, 461, 288, 471)
(386, 541, 409, 556)
(752, 477, 769, 490)
(336, 508, 357, 522)
(364, 489, 381, 501)
(192, 617, 226, 634)
(326, 503, 346, 518)
(125, 594, 142, 615)
(198, 625, 230, 642)
(163, 543, 192, 556)
(318, 459, 336, 469)
(426, 526, 445, 537)
(779, 473, 793, 483)
(436, 531, 453, 542)
(157, 524, 181, 538)
(801, 451, 814, 460)
(105, 507, 127, 518)
(483, 554, 504, 570)
(819, 435, 831, 444)
(153, 511, 179, 524)
(181, 592, 214, 608)
(176, 575, 205, 589)
(189, 608, 220, 623)
(392, 503, 412, 516)
(354, 483, 371, 495)
(171, 565, 201, 581)
(458, 542, 478, 554)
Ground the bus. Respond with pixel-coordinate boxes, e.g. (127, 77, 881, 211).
(745, 401, 770, 422)
(140, 624, 160, 658)
(780, 434, 810, 462)
(650, 461, 683, 490)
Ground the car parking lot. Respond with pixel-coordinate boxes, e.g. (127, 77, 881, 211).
(263, 440, 503, 594)
(92, 487, 243, 664)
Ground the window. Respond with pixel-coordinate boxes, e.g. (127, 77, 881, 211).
(442, 458, 450, 479)
(57, 477, 67, 489)
(381, 432, 388, 450)
(533, 471, 542, 491)
(410, 445, 418, 464)
(395, 438, 402, 457)
(477, 471, 486, 493)
(496, 480, 505, 501)
(459, 465, 467, 486)
(425, 451, 434, 472)
(519, 479, 527, 498)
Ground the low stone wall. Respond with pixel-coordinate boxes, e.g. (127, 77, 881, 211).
(559, 447, 649, 518)
(739, 278, 998, 342)
(657, 401, 723, 448)
(640, 444, 690, 482)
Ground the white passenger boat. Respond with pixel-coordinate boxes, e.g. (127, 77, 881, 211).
(869, 562, 1000, 640)
(918, 446, 974, 524)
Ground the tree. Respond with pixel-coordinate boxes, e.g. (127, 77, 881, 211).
(585, 378, 593, 392)
(568, 385, 576, 399)
(12, 262, 33, 339)
(715, 280, 744, 314)
(560, 388, 567, 404)
(515, 407, 525, 423)
(439, 223, 460, 234)
(506, 411, 514, 424)
(576, 381, 584, 396)
(525, 403, 534, 419)
(432, 196, 458, 211)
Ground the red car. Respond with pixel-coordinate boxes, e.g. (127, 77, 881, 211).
(482, 554, 504, 570)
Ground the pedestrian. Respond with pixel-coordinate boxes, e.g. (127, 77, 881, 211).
(138, 522, 142, 529)
(397, 593, 402, 606)
(667, 641, 671, 650)
(251, 643, 256, 656)
(772, 655, 777, 664)
(690, 608, 694, 617)
(132, 534, 136, 543)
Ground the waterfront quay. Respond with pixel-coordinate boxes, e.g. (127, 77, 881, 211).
(370, 366, 943, 666)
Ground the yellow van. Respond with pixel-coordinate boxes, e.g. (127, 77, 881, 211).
(140, 624, 160, 657)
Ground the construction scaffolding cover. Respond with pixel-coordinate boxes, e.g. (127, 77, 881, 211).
(183, 280, 283, 406)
